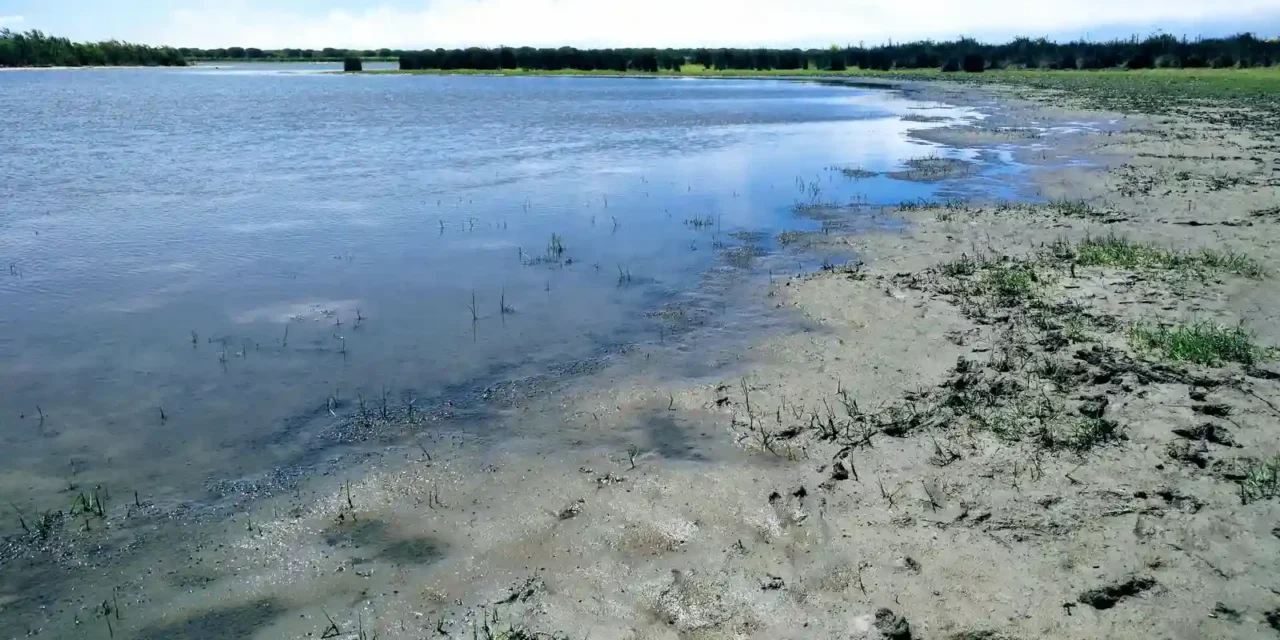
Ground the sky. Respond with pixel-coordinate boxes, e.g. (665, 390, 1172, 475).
(1, 0, 1278, 49)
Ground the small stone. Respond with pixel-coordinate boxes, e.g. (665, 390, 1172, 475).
(1266, 608, 1280, 631)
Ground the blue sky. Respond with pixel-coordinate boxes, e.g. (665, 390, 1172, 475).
(2, 0, 1278, 48)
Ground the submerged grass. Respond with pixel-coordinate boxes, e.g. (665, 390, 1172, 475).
(1129, 321, 1260, 366)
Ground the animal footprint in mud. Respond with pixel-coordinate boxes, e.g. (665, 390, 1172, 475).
(1193, 403, 1231, 417)
(1172, 423, 1237, 447)
(768, 487, 810, 527)
(1077, 575, 1158, 610)
(557, 498, 585, 520)
(892, 555, 922, 574)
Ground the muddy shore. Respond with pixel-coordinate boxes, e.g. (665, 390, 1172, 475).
(5, 78, 1280, 639)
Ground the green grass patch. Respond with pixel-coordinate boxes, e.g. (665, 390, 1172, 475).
(909, 67, 1280, 133)
(1195, 249, 1267, 278)
(1129, 321, 1260, 366)
(1066, 234, 1264, 278)
(919, 67, 1280, 100)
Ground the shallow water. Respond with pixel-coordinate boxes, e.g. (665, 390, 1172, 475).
(0, 69, 1023, 506)
(0, 68, 1049, 634)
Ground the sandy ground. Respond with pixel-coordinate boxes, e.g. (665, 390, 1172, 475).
(5, 81, 1280, 639)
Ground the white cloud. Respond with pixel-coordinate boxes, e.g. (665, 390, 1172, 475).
(0, 15, 25, 28)
(155, 0, 1277, 49)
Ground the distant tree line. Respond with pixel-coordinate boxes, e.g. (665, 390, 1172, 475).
(4, 30, 1278, 71)
(0, 29, 186, 67)
(398, 34, 1279, 72)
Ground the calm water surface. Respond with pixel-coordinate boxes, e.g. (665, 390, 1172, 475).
(0, 66, 1013, 508)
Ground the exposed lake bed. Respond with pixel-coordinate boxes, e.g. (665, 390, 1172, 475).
(6, 68, 1277, 639)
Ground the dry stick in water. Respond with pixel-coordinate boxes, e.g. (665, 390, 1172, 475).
(321, 608, 341, 638)
(10, 502, 29, 535)
(922, 480, 941, 512)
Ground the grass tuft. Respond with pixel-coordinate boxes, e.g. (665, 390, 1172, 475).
(1129, 321, 1260, 366)
(1071, 417, 1125, 452)
(939, 254, 979, 277)
(1048, 198, 1104, 218)
(1239, 455, 1280, 504)
(982, 264, 1040, 305)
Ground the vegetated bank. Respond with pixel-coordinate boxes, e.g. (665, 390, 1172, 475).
(0, 29, 185, 67)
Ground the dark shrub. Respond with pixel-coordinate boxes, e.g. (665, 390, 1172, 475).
(498, 47, 517, 69)
(961, 53, 985, 72)
(941, 58, 960, 72)
(1076, 55, 1105, 69)
(1126, 52, 1155, 69)
(1210, 54, 1236, 68)
(343, 57, 362, 72)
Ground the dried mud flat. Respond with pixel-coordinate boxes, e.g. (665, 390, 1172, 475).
(5, 80, 1280, 640)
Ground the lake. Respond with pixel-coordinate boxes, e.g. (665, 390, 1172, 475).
(0, 66, 1032, 633)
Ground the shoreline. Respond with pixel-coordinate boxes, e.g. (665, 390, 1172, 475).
(292, 77, 1278, 638)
